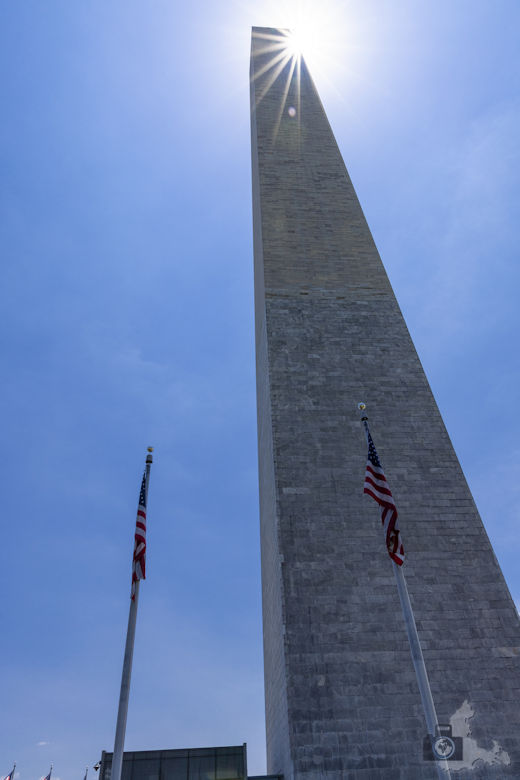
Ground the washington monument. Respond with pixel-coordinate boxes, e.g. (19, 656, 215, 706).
(250, 27, 520, 779)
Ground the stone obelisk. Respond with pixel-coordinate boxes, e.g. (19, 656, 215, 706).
(250, 27, 520, 779)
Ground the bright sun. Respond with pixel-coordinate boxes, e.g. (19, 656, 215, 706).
(246, 0, 364, 143)
(264, 0, 349, 80)
(244, 0, 360, 124)
(284, 27, 311, 59)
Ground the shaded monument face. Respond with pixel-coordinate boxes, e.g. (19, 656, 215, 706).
(250, 27, 520, 780)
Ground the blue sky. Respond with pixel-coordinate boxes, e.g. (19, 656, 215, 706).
(1, 2, 519, 778)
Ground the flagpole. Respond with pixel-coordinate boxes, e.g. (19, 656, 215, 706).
(358, 405, 451, 780)
(393, 561, 451, 779)
(112, 448, 153, 780)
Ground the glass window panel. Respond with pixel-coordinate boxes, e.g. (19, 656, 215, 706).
(215, 754, 243, 780)
(161, 752, 188, 760)
(188, 750, 214, 758)
(121, 759, 132, 780)
(188, 756, 215, 780)
(132, 759, 160, 780)
(161, 757, 188, 780)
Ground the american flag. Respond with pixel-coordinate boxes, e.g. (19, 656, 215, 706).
(42, 768, 52, 780)
(131, 472, 147, 600)
(363, 423, 405, 566)
(3, 766, 15, 780)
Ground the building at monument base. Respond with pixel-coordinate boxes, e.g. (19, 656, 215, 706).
(250, 26, 520, 780)
(98, 746, 282, 780)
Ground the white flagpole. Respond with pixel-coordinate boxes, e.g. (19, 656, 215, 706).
(112, 448, 153, 780)
(359, 405, 451, 780)
(393, 561, 451, 779)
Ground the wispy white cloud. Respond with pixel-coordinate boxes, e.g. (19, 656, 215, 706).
(36, 740, 49, 746)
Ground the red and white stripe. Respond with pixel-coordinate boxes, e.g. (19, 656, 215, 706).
(364, 461, 405, 566)
(131, 473, 147, 599)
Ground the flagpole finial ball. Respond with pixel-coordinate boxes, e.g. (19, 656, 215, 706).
(147, 446, 154, 452)
(358, 402, 366, 411)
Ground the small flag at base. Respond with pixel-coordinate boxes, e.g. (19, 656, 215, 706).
(131, 472, 147, 600)
(363, 423, 405, 566)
